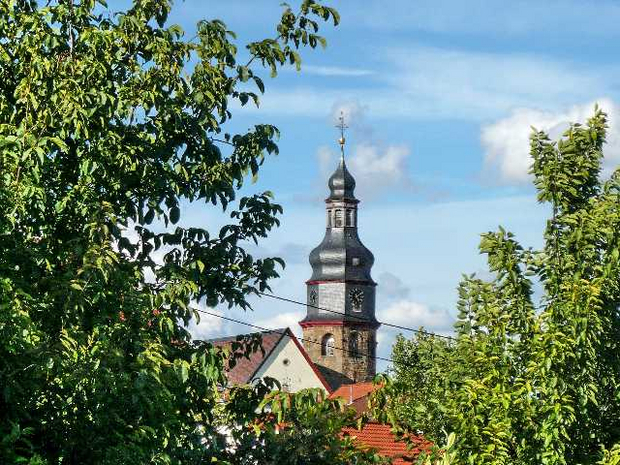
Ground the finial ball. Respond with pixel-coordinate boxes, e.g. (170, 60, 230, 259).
(338, 136, 345, 146)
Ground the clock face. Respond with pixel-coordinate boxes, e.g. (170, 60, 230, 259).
(349, 288, 364, 310)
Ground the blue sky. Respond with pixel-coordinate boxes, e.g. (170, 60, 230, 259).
(151, 0, 620, 369)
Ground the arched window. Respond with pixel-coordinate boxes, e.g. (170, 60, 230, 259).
(326, 209, 332, 227)
(321, 334, 335, 356)
(334, 209, 343, 227)
(349, 332, 360, 358)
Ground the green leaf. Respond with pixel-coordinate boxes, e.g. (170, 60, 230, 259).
(169, 206, 180, 224)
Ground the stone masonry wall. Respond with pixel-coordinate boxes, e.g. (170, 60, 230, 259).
(302, 325, 344, 374)
(341, 325, 376, 383)
(302, 324, 377, 388)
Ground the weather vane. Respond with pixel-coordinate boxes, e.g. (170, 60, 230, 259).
(336, 111, 348, 157)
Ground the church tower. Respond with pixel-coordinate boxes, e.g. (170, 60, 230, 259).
(299, 117, 380, 388)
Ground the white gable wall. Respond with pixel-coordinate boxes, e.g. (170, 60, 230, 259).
(253, 333, 326, 392)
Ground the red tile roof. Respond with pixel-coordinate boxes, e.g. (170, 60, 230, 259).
(329, 381, 378, 404)
(332, 382, 432, 463)
(210, 329, 284, 385)
(342, 422, 431, 464)
(347, 396, 370, 416)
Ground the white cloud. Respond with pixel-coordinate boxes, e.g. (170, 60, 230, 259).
(274, 243, 309, 266)
(330, 100, 368, 129)
(386, 46, 610, 122)
(303, 65, 374, 77)
(234, 46, 613, 123)
(481, 98, 620, 184)
(375, 300, 455, 365)
(317, 142, 413, 200)
(187, 306, 225, 340)
(233, 87, 345, 118)
(314, 98, 415, 200)
(171, 0, 618, 125)
(378, 300, 453, 333)
(254, 311, 304, 338)
(350, 143, 412, 194)
(377, 272, 411, 300)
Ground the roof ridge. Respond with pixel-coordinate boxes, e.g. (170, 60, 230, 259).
(203, 327, 288, 344)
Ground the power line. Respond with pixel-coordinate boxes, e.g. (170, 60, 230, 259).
(196, 308, 399, 366)
(258, 291, 455, 341)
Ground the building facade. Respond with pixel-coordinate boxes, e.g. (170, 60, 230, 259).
(299, 143, 380, 389)
(210, 328, 331, 393)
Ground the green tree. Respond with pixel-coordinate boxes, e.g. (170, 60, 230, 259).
(378, 333, 460, 443)
(214, 382, 388, 464)
(375, 107, 620, 464)
(0, 0, 363, 463)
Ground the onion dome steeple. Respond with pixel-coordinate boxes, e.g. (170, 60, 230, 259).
(327, 155, 356, 200)
(306, 156, 375, 284)
(303, 113, 377, 323)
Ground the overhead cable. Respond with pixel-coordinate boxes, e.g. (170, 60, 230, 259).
(258, 291, 455, 341)
(197, 308, 399, 366)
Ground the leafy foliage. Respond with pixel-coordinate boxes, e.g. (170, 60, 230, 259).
(0, 0, 368, 463)
(599, 445, 620, 465)
(213, 383, 387, 464)
(375, 107, 620, 464)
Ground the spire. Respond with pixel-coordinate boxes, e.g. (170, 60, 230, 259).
(328, 112, 356, 201)
(337, 111, 347, 160)
(307, 113, 375, 285)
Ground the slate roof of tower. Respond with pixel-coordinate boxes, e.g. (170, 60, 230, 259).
(307, 155, 375, 285)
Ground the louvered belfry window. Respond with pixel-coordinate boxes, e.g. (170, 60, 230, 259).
(334, 209, 343, 227)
